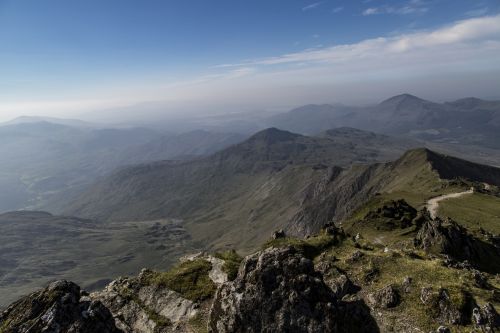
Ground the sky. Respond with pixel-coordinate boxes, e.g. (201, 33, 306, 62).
(0, 0, 500, 122)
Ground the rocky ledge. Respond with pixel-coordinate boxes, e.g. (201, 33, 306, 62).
(0, 280, 119, 333)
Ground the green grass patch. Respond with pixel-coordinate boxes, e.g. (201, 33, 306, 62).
(214, 250, 243, 281)
(263, 231, 340, 259)
(188, 312, 209, 333)
(329, 244, 499, 332)
(145, 259, 216, 302)
(438, 192, 500, 235)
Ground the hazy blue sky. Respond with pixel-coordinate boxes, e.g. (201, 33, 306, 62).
(1, 0, 500, 122)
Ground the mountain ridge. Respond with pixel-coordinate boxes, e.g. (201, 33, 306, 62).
(64, 129, 500, 253)
(264, 94, 500, 150)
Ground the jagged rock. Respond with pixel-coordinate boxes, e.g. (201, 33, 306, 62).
(482, 303, 500, 327)
(402, 276, 412, 293)
(442, 257, 473, 270)
(272, 229, 286, 239)
(473, 303, 500, 332)
(92, 275, 197, 333)
(208, 246, 339, 332)
(208, 246, 379, 333)
(346, 250, 364, 263)
(472, 269, 489, 289)
(314, 260, 358, 299)
(415, 218, 473, 258)
(367, 285, 400, 309)
(322, 223, 344, 236)
(420, 286, 433, 304)
(414, 218, 500, 273)
(420, 287, 469, 325)
(436, 326, 450, 333)
(0, 280, 120, 333)
(206, 255, 229, 285)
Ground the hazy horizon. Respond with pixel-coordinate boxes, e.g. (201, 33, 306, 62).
(1, 0, 500, 123)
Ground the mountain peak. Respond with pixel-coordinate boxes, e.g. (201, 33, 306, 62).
(246, 127, 302, 144)
(379, 94, 427, 107)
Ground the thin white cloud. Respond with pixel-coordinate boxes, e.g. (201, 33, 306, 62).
(302, 2, 324, 11)
(363, 0, 428, 16)
(3, 15, 500, 121)
(363, 8, 380, 15)
(332, 6, 344, 14)
(465, 7, 489, 17)
(219, 14, 500, 68)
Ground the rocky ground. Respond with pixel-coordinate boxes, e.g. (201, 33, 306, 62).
(1, 202, 500, 332)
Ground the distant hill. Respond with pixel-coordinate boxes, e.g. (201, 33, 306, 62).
(65, 128, 500, 252)
(266, 94, 500, 149)
(0, 121, 247, 213)
(65, 127, 417, 222)
(1, 116, 100, 128)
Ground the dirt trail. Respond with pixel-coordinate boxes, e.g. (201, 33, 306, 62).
(426, 188, 474, 219)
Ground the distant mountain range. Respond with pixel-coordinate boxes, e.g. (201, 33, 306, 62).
(0, 122, 245, 212)
(1, 116, 101, 128)
(2, 93, 500, 214)
(64, 127, 500, 253)
(266, 94, 500, 149)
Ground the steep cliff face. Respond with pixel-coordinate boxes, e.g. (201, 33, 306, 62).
(286, 163, 386, 236)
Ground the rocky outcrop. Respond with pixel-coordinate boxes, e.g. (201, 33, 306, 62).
(206, 256, 229, 285)
(414, 218, 500, 273)
(208, 246, 379, 333)
(420, 287, 472, 325)
(272, 229, 286, 239)
(314, 258, 358, 299)
(208, 247, 339, 332)
(0, 280, 120, 333)
(472, 303, 500, 332)
(91, 276, 195, 333)
(363, 199, 417, 230)
(367, 285, 400, 309)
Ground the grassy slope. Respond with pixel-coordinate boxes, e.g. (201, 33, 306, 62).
(330, 150, 500, 330)
(186, 165, 323, 253)
(329, 242, 500, 332)
(438, 193, 500, 235)
(343, 149, 500, 247)
(344, 149, 465, 225)
(379, 149, 467, 207)
(259, 229, 499, 332)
